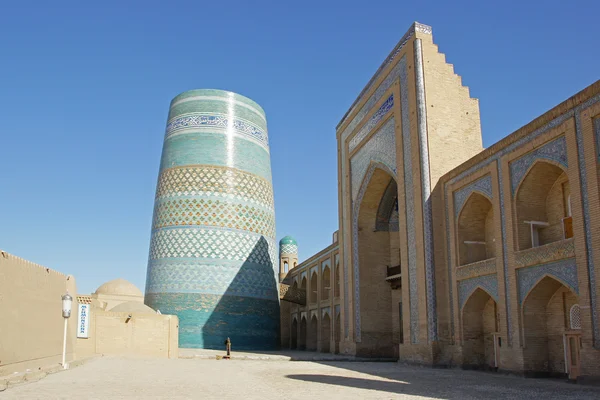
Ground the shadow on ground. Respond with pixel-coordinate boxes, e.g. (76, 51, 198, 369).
(286, 362, 600, 399)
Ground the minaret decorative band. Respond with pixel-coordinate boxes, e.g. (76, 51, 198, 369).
(145, 89, 279, 350)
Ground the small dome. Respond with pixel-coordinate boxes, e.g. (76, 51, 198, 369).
(95, 279, 143, 297)
(109, 301, 156, 314)
(279, 236, 297, 245)
(280, 235, 298, 255)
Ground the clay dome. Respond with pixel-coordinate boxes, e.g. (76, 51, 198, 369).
(109, 301, 156, 314)
(94, 278, 143, 297)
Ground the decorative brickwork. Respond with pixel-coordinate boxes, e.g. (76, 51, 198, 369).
(456, 258, 497, 281)
(514, 239, 575, 268)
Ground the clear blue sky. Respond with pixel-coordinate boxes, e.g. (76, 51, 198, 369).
(1, 1, 598, 294)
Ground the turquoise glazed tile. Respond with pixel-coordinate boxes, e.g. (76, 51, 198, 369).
(145, 89, 278, 350)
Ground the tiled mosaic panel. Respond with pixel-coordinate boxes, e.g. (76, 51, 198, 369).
(514, 239, 575, 268)
(146, 259, 279, 301)
(165, 113, 269, 151)
(350, 117, 397, 202)
(349, 94, 394, 152)
(156, 166, 274, 209)
(517, 258, 579, 305)
(169, 89, 266, 126)
(152, 197, 275, 238)
(509, 135, 567, 194)
(145, 292, 279, 350)
(458, 274, 499, 309)
(280, 243, 298, 254)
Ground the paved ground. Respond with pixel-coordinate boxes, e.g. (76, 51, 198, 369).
(4, 356, 600, 399)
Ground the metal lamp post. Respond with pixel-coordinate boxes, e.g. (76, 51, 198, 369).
(61, 292, 73, 369)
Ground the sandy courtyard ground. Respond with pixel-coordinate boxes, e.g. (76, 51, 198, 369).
(3, 356, 600, 399)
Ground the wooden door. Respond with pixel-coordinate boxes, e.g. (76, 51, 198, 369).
(565, 333, 581, 380)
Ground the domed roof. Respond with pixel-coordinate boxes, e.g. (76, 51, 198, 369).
(279, 236, 297, 245)
(94, 279, 143, 297)
(109, 301, 156, 314)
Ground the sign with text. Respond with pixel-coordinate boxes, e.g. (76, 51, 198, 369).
(77, 304, 90, 338)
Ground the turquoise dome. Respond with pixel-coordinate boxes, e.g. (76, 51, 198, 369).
(279, 236, 297, 245)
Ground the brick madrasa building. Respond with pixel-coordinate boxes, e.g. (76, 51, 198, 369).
(278, 21, 600, 381)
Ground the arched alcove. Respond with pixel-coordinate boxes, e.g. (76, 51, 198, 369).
(515, 161, 570, 250)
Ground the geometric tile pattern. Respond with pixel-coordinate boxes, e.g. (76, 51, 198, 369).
(458, 274, 499, 310)
(514, 239, 575, 268)
(349, 94, 394, 152)
(453, 175, 493, 217)
(280, 243, 298, 255)
(165, 112, 269, 151)
(509, 135, 567, 195)
(516, 258, 579, 305)
(149, 227, 277, 265)
(152, 197, 275, 238)
(146, 259, 278, 300)
(455, 258, 497, 281)
(156, 166, 274, 209)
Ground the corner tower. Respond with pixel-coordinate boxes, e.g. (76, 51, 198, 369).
(279, 236, 298, 282)
(145, 89, 279, 350)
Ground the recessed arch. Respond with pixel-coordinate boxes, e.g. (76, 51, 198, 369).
(299, 315, 307, 350)
(461, 287, 499, 369)
(321, 312, 331, 353)
(308, 314, 318, 351)
(457, 191, 495, 266)
(521, 275, 579, 375)
(310, 271, 318, 303)
(322, 265, 331, 301)
(514, 160, 570, 250)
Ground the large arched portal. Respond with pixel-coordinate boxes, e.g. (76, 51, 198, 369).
(461, 288, 498, 369)
(355, 168, 400, 357)
(522, 276, 579, 377)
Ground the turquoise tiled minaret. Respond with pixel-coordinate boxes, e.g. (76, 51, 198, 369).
(145, 89, 279, 350)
